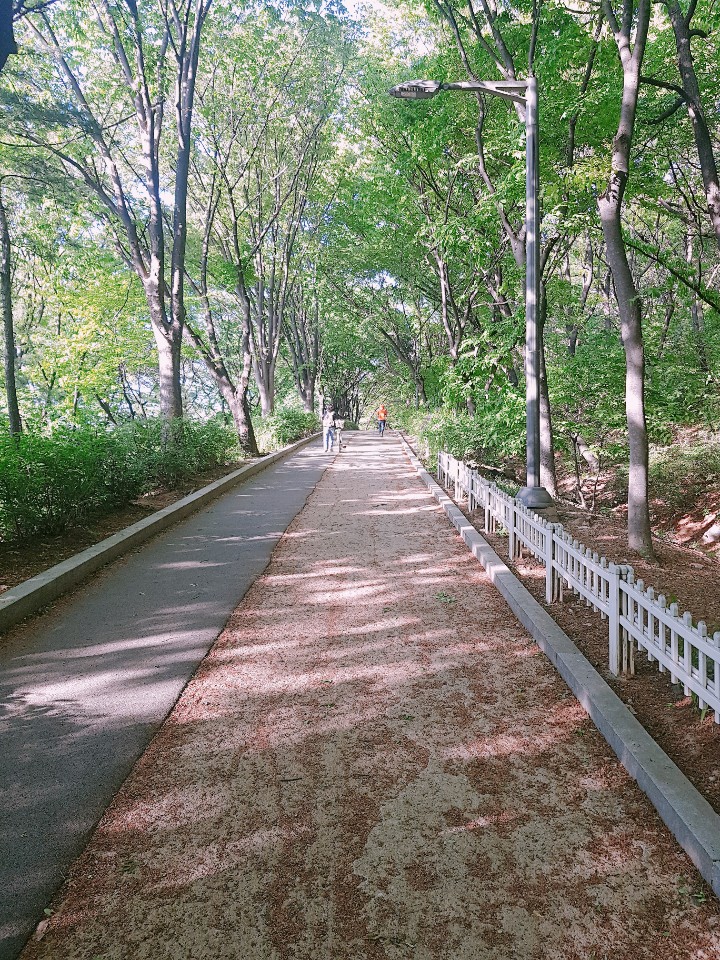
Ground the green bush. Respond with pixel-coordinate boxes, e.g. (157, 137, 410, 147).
(0, 419, 240, 542)
(255, 407, 320, 452)
(395, 400, 525, 472)
(648, 441, 720, 510)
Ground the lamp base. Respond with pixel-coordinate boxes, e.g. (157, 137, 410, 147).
(517, 485, 554, 510)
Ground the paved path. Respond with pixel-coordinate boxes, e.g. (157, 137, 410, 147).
(0, 444, 330, 960)
(12, 434, 720, 960)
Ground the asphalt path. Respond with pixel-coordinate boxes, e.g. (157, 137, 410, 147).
(0, 442, 330, 960)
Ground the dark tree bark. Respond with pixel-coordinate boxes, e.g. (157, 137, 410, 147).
(663, 0, 720, 250)
(1, 0, 17, 72)
(598, 0, 654, 557)
(0, 187, 21, 434)
(95, 393, 118, 425)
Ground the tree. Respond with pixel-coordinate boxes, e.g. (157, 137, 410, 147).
(598, 0, 654, 556)
(13, 0, 212, 421)
(185, 7, 350, 441)
(0, 181, 20, 432)
(284, 282, 320, 413)
(664, 0, 720, 249)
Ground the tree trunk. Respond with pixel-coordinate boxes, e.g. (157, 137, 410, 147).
(599, 192, 653, 554)
(598, 0, 654, 558)
(538, 283, 557, 497)
(222, 384, 258, 455)
(152, 321, 183, 420)
(302, 386, 315, 413)
(0, 0, 18, 74)
(0, 189, 21, 435)
(255, 362, 275, 418)
(665, 0, 720, 249)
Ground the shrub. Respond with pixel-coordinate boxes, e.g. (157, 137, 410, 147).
(255, 407, 320, 452)
(0, 419, 240, 542)
(648, 442, 720, 510)
(395, 400, 525, 471)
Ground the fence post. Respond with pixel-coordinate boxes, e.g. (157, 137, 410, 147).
(544, 522, 556, 603)
(682, 611, 693, 696)
(508, 501, 518, 561)
(608, 562, 621, 676)
(714, 631, 720, 723)
(624, 567, 636, 675)
(697, 621, 708, 712)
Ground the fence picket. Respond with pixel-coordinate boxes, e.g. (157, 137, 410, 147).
(436, 448, 720, 722)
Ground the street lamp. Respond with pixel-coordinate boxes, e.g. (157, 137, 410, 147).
(389, 77, 553, 509)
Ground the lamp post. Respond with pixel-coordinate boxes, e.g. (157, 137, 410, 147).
(389, 78, 553, 508)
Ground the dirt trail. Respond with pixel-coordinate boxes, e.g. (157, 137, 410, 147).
(22, 433, 720, 960)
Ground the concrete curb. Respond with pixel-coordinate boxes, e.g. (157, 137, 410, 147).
(0, 433, 321, 636)
(399, 434, 720, 899)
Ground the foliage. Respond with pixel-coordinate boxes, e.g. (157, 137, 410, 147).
(255, 407, 320, 452)
(648, 442, 720, 511)
(396, 403, 525, 471)
(1, 0, 720, 553)
(0, 420, 240, 541)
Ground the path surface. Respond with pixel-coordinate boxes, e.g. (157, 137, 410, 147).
(15, 433, 720, 960)
(0, 444, 330, 960)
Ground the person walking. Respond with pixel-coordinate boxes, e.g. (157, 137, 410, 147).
(376, 404, 388, 436)
(322, 407, 337, 452)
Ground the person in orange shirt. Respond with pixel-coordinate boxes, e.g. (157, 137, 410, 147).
(376, 404, 388, 436)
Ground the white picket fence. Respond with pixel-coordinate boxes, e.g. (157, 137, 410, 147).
(437, 450, 720, 723)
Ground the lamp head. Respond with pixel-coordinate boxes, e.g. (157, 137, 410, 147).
(388, 80, 442, 100)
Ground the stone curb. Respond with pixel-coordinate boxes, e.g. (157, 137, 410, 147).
(399, 435, 720, 899)
(0, 433, 321, 636)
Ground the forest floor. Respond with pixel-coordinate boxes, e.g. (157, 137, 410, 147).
(0, 460, 248, 591)
(555, 425, 720, 560)
(20, 433, 720, 960)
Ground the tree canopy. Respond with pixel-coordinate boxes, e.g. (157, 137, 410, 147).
(1, 0, 719, 552)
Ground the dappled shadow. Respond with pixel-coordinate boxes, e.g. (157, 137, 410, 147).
(16, 433, 720, 960)
(0, 445, 330, 960)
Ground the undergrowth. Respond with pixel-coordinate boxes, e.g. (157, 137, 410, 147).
(393, 404, 525, 470)
(648, 442, 720, 511)
(255, 407, 320, 451)
(0, 419, 240, 541)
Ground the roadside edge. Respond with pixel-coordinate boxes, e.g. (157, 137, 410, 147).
(399, 434, 720, 899)
(0, 433, 321, 635)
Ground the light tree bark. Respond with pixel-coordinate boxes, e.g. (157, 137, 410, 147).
(538, 281, 556, 497)
(27, 0, 212, 422)
(184, 189, 258, 453)
(598, 0, 654, 557)
(284, 288, 320, 413)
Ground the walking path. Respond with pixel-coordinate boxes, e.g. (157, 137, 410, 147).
(12, 434, 720, 959)
(0, 445, 330, 960)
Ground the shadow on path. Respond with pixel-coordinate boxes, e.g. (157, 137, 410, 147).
(0, 444, 329, 960)
(15, 433, 720, 960)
